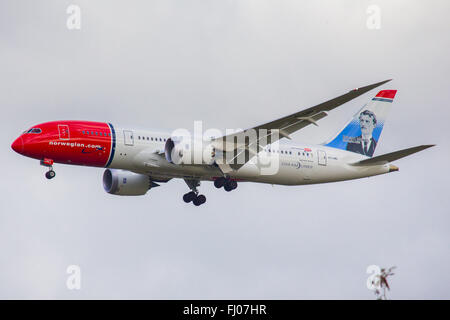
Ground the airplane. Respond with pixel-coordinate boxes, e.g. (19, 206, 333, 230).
(11, 79, 434, 206)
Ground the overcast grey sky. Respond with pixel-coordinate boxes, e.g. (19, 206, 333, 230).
(1, 0, 449, 299)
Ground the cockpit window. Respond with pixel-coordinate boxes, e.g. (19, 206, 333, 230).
(26, 128, 42, 134)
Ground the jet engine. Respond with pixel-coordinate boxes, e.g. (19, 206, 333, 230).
(103, 169, 151, 196)
(164, 137, 215, 165)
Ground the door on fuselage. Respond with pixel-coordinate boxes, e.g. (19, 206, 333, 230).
(318, 150, 327, 166)
(123, 130, 134, 146)
(58, 124, 70, 140)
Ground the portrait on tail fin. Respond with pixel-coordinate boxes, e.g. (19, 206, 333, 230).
(324, 89, 394, 156)
(345, 110, 378, 157)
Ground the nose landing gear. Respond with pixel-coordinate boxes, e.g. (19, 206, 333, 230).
(41, 158, 55, 180)
(45, 170, 56, 179)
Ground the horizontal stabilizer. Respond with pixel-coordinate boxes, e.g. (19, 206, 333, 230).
(351, 145, 435, 166)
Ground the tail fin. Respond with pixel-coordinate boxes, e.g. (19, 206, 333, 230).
(324, 90, 397, 157)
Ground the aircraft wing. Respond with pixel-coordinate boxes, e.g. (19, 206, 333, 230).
(211, 79, 392, 170)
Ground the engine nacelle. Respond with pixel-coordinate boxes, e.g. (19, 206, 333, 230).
(164, 137, 215, 165)
(103, 169, 151, 196)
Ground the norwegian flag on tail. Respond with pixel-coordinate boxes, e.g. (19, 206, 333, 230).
(374, 90, 397, 100)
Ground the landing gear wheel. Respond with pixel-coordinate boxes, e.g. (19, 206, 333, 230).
(193, 194, 206, 206)
(214, 177, 225, 188)
(45, 170, 56, 180)
(183, 191, 196, 203)
(224, 179, 237, 192)
(224, 183, 233, 192)
(197, 194, 206, 205)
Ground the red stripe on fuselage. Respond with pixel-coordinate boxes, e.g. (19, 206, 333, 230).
(19, 121, 112, 167)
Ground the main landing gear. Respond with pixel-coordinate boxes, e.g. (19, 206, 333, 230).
(183, 179, 206, 206)
(183, 191, 206, 206)
(214, 177, 237, 192)
(40, 158, 56, 180)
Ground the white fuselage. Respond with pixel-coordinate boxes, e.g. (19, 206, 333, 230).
(108, 127, 390, 185)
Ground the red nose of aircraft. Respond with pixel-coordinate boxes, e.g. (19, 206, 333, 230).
(11, 136, 24, 154)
